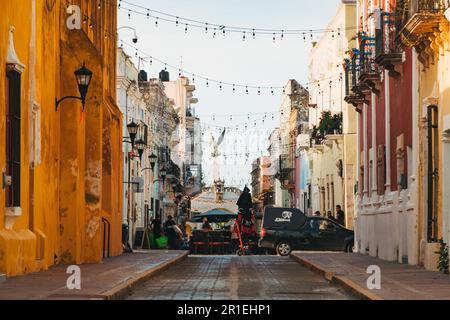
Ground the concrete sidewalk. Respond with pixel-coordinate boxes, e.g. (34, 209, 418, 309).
(291, 252, 450, 300)
(0, 250, 188, 300)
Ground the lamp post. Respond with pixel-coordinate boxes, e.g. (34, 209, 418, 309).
(55, 63, 93, 111)
(123, 121, 142, 247)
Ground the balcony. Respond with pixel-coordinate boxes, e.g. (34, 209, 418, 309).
(375, 12, 404, 75)
(344, 55, 367, 110)
(359, 37, 381, 94)
(278, 155, 295, 190)
(400, 0, 449, 61)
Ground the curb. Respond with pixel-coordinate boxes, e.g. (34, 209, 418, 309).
(290, 254, 383, 300)
(101, 251, 189, 300)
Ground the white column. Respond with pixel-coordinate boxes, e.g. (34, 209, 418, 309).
(385, 70, 391, 192)
(371, 93, 377, 196)
(363, 103, 369, 196)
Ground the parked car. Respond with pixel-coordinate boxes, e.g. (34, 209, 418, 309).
(259, 207, 354, 256)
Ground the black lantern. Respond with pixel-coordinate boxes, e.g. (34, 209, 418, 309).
(56, 62, 93, 111)
(149, 153, 157, 171)
(127, 121, 139, 146)
(160, 168, 167, 182)
(135, 139, 146, 160)
(75, 63, 93, 104)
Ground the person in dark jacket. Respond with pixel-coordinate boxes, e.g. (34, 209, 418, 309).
(336, 205, 345, 226)
(237, 186, 253, 218)
(151, 214, 162, 237)
(164, 215, 179, 250)
(236, 186, 255, 243)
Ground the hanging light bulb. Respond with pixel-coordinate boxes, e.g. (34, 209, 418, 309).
(206, 79, 209, 87)
(147, 10, 150, 19)
(252, 29, 256, 39)
(272, 33, 276, 43)
(98, 2, 101, 9)
(213, 29, 217, 38)
(185, 24, 188, 33)
(155, 17, 159, 27)
(246, 87, 249, 94)
(176, 17, 179, 27)
(303, 33, 306, 41)
(205, 23, 209, 33)
(219, 82, 222, 91)
(258, 87, 261, 95)
(281, 30, 284, 40)
(232, 84, 235, 93)
(192, 74, 195, 83)
(242, 31, 246, 41)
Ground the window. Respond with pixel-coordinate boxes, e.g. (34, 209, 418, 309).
(5, 70, 21, 208)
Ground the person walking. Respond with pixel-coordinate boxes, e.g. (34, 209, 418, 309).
(336, 205, 345, 226)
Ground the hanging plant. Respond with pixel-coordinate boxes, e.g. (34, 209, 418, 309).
(435, 238, 449, 275)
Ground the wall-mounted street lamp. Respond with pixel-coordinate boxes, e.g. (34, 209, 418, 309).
(126, 121, 139, 146)
(160, 168, 167, 183)
(149, 153, 158, 171)
(118, 26, 138, 43)
(134, 139, 146, 161)
(55, 63, 93, 112)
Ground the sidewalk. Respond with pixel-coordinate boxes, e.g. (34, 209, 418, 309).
(291, 251, 450, 300)
(0, 250, 188, 300)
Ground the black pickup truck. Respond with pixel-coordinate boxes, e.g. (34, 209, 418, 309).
(258, 208, 354, 256)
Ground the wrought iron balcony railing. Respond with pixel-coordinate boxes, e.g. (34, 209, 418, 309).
(278, 154, 295, 189)
(375, 12, 404, 74)
(344, 53, 366, 109)
(359, 37, 381, 93)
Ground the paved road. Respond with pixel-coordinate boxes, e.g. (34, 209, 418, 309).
(126, 255, 354, 300)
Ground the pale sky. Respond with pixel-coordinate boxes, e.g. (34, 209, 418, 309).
(118, 0, 341, 188)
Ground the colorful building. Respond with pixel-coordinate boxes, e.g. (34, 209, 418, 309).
(0, 0, 122, 276)
(346, 0, 417, 264)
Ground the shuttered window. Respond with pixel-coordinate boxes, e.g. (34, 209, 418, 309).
(5, 70, 21, 207)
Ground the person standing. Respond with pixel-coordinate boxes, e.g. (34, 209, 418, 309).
(336, 205, 345, 226)
(164, 215, 179, 250)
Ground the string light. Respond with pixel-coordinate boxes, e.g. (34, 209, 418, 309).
(81, 13, 343, 97)
(117, 0, 355, 41)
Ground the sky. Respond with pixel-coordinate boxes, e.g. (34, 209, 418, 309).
(118, 0, 341, 188)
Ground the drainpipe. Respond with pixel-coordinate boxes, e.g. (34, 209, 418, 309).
(427, 104, 437, 242)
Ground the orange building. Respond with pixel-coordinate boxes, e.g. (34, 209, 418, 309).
(0, 0, 123, 276)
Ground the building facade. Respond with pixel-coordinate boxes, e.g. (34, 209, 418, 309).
(305, 0, 357, 226)
(346, 0, 417, 264)
(1, 0, 123, 276)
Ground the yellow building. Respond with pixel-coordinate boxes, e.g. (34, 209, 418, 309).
(399, 1, 450, 269)
(0, 0, 123, 277)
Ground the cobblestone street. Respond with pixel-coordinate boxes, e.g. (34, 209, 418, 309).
(126, 256, 354, 300)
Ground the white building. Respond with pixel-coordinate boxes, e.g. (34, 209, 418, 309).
(117, 48, 152, 246)
(164, 75, 203, 197)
